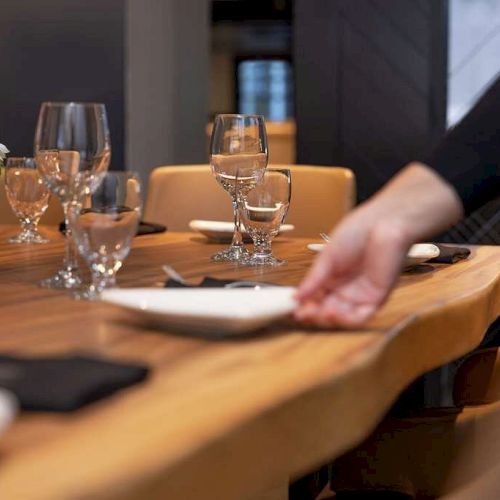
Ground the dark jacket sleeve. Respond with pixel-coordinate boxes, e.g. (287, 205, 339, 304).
(427, 77, 500, 215)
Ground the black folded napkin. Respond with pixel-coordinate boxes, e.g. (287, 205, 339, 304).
(59, 220, 167, 237)
(136, 221, 167, 236)
(165, 277, 237, 288)
(0, 354, 149, 412)
(428, 244, 471, 264)
(164, 276, 280, 289)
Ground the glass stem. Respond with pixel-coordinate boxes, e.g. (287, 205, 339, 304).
(231, 198, 244, 248)
(104, 268, 117, 288)
(254, 239, 272, 257)
(20, 220, 36, 236)
(62, 201, 78, 273)
(89, 269, 106, 297)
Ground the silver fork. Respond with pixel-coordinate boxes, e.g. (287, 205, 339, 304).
(161, 265, 277, 289)
(319, 232, 331, 243)
(162, 265, 188, 285)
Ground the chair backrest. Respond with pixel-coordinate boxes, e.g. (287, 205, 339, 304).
(0, 174, 63, 226)
(145, 164, 355, 237)
(273, 164, 355, 237)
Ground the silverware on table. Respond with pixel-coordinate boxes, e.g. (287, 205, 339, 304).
(162, 265, 278, 289)
(162, 265, 188, 285)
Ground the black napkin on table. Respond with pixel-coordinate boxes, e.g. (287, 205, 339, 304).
(165, 277, 237, 288)
(59, 220, 167, 237)
(0, 354, 149, 412)
(136, 221, 167, 236)
(164, 276, 281, 288)
(428, 244, 471, 264)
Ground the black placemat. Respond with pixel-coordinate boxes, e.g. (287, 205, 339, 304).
(164, 277, 237, 288)
(429, 244, 471, 264)
(0, 354, 149, 412)
(59, 220, 167, 236)
(136, 221, 167, 236)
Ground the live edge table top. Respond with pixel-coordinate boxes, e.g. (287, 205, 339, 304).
(0, 226, 498, 500)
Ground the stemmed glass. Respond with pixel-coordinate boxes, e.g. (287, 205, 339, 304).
(210, 114, 268, 262)
(4, 157, 50, 244)
(238, 168, 291, 267)
(34, 102, 111, 289)
(68, 171, 142, 300)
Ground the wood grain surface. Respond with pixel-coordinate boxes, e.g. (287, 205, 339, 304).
(0, 226, 498, 500)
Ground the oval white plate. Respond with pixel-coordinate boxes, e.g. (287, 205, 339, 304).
(189, 220, 294, 242)
(102, 287, 296, 335)
(307, 243, 440, 267)
(0, 389, 17, 435)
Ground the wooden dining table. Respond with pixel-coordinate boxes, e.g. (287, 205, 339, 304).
(0, 226, 498, 500)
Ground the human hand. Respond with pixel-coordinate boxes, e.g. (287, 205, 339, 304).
(294, 204, 410, 327)
(293, 163, 463, 328)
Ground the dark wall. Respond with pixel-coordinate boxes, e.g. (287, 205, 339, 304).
(126, 0, 209, 190)
(0, 0, 125, 169)
(294, 0, 448, 201)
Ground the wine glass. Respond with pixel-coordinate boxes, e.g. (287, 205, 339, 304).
(4, 157, 50, 244)
(68, 171, 142, 300)
(210, 114, 268, 262)
(238, 169, 291, 267)
(34, 102, 111, 289)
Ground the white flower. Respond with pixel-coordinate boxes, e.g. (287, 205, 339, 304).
(0, 143, 9, 165)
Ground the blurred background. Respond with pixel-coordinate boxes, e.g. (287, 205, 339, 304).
(0, 0, 499, 229)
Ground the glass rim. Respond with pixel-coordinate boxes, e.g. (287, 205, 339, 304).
(6, 156, 34, 161)
(214, 113, 265, 120)
(40, 101, 106, 108)
(262, 168, 291, 175)
(5, 157, 36, 166)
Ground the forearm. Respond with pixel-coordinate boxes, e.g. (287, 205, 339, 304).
(362, 162, 464, 245)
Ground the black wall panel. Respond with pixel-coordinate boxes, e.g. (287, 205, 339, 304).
(0, 0, 125, 169)
(294, 0, 448, 201)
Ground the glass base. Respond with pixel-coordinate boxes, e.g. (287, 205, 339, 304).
(73, 286, 100, 301)
(211, 245, 250, 262)
(240, 253, 286, 267)
(39, 268, 83, 290)
(8, 229, 49, 244)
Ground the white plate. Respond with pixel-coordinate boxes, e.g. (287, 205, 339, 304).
(102, 287, 296, 335)
(0, 389, 17, 436)
(307, 243, 440, 267)
(189, 220, 295, 242)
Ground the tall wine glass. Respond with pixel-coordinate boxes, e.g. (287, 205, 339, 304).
(210, 114, 268, 262)
(34, 102, 111, 289)
(238, 169, 291, 267)
(69, 171, 141, 301)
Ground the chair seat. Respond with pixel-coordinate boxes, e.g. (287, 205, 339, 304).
(454, 347, 500, 406)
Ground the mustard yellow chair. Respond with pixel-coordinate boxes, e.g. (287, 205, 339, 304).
(144, 164, 355, 237)
(330, 347, 500, 499)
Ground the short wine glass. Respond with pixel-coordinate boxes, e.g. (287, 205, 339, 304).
(4, 157, 50, 244)
(34, 102, 111, 289)
(210, 114, 268, 262)
(68, 171, 142, 301)
(238, 168, 291, 267)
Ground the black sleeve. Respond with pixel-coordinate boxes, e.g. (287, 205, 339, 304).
(427, 77, 500, 215)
